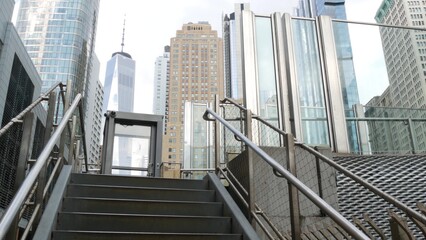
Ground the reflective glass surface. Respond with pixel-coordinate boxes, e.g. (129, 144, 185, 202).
(292, 19, 330, 146)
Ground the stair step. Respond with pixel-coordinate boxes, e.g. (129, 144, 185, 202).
(52, 231, 242, 240)
(56, 212, 232, 233)
(70, 173, 207, 190)
(62, 197, 223, 216)
(66, 184, 215, 202)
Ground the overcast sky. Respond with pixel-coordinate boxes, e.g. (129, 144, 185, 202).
(14, 0, 387, 113)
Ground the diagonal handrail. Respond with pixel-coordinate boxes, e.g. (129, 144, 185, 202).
(203, 107, 369, 240)
(221, 98, 426, 226)
(0, 82, 65, 138)
(0, 94, 83, 239)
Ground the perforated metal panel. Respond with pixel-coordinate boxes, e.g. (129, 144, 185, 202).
(335, 155, 426, 238)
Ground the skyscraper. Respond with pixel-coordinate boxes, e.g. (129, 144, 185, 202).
(101, 22, 137, 175)
(223, 3, 249, 101)
(15, 0, 100, 104)
(153, 46, 170, 120)
(163, 22, 224, 166)
(84, 54, 103, 169)
(369, 0, 426, 152)
(102, 52, 135, 113)
(375, 0, 426, 109)
(15, 0, 101, 168)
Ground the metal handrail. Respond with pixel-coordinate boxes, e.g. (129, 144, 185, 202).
(0, 82, 64, 137)
(0, 94, 83, 238)
(203, 108, 369, 239)
(220, 98, 426, 226)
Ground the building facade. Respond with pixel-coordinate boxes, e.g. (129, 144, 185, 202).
(163, 22, 224, 166)
(371, 0, 426, 152)
(15, 0, 100, 102)
(152, 45, 170, 122)
(84, 54, 103, 169)
(15, 0, 102, 171)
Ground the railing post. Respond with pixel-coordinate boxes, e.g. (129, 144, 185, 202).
(7, 113, 34, 239)
(245, 109, 255, 224)
(407, 118, 418, 154)
(68, 115, 77, 169)
(214, 94, 221, 174)
(74, 139, 81, 173)
(59, 79, 73, 163)
(286, 133, 301, 240)
(34, 91, 57, 228)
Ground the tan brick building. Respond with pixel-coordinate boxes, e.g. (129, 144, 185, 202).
(162, 22, 224, 176)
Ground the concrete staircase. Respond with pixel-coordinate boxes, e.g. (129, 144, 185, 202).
(35, 168, 258, 240)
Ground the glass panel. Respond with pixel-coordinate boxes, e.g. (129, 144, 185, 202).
(255, 16, 280, 146)
(183, 102, 214, 179)
(112, 124, 151, 176)
(292, 19, 330, 146)
(332, 21, 361, 153)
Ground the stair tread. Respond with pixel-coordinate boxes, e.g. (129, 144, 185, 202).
(63, 196, 221, 204)
(55, 230, 241, 235)
(66, 184, 216, 202)
(70, 173, 207, 189)
(57, 212, 232, 233)
(59, 211, 230, 218)
(67, 183, 213, 192)
(53, 230, 242, 240)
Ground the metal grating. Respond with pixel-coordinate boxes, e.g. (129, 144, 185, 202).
(335, 154, 426, 238)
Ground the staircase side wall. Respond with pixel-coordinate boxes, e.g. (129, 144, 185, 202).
(228, 146, 338, 234)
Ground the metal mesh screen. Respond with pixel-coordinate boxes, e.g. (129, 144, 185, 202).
(0, 55, 34, 211)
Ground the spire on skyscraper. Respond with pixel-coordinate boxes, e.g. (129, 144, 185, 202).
(112, 14, 132, 59)
(121, 15, 126, 52)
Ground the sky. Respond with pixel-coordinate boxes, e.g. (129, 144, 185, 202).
(14, 0, 388, 113)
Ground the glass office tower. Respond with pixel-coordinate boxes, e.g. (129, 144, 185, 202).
(15, 0, 99, 102)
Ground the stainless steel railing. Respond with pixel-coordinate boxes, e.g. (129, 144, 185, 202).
(203, 107, 369, 239)
(214, 98, 426, 238)
(0, 90, 87, 239)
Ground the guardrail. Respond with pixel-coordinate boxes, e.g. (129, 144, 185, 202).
(203, 107, 369, 239)
(0, 84, 87, 239)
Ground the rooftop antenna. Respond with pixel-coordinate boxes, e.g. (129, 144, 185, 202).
(121, 15, 126, 52)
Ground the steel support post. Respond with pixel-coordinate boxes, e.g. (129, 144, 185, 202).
(67, 115, 77, 168)
(74, 139, 81, 173)
(59, 79, 73, 163)
(34, 91, 57, 228)
(101, 111, 116, 174)
(214, 94, 221, 173)
(286, 133, 301, 240)
(245, 109, 255, 224)
(7, 113, 34, 240)
(407, 118, 418, 154)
